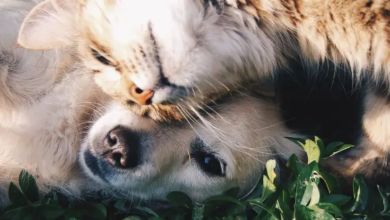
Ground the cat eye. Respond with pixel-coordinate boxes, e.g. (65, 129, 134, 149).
(203, 0, 224, 15)
(91, 48, 112, 66)
(191, 138, 226, 177)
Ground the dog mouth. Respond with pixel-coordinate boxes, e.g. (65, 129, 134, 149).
(82, 150, 113, 183)
(82, 144, 146, 184)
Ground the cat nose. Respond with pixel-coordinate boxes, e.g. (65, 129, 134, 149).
(129, 84, 154, 105)
(103, 126, 142, 169)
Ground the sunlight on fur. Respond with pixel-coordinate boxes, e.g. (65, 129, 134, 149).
(0, 0, 305, 206)
(0, 0, 389, 209)
(16, 0, 390, 121)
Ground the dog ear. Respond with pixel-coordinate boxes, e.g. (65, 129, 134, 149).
(18, 0, 79, 50)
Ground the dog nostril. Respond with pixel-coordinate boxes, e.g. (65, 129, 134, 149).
(109, 150, 129, 168)
(105, 132, 118, 147)
(111, 152, 122, 167)
(102, 126, 143, 169)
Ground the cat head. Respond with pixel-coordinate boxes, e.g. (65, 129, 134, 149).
(18, 0, 280, 121)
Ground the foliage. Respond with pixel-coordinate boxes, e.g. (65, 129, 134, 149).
(1, 137, 390, 220)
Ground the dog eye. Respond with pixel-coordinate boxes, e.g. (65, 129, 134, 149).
(91, 48, 112, 66)
(203, 0, 224, 14)
(191, 138, 226, 177)
(193, 151, 226, 177)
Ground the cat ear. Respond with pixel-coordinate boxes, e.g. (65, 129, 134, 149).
(18, 0, 80, 50)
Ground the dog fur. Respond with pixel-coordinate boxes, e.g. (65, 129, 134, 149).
(0, 0, 304, 205)
(0, 0, 389, 208)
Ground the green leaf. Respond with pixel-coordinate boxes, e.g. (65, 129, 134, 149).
(310, 205, 337, 220)
(85, 203, 107, 219)
(287, 154, 303, 170)
(286, 154, 304, 179)
(317, 203, 343, 218)
(378, 185, 390, 214)
(324, 141, 344, 157)
(318, 170, 340, 193)
(260, 175, 277, 202)
(295, 205, 335, 220)
(257, 214, 278, 220)
(192, 204, 204, 220)
(349, 175, 369, 213)
(314, 137, 325, 154)
(113, 200, 128, 212)
(300, 183, 314, 206)
(38, 204, 65, 219)
(308, 183, 320, 206)
(8, 182, 27, 206)
(205, 195, 244, 207)
(42, 191, 60, 205)
(222, 187, 240, 197)
(18, 170, 39, 202)
(204, 195, 246, 217)
(294, 163, 319, 207)
(1, 206, 35, 220)
(123, 217, 142, 220)
(266, 159, 277, 184)
(166, 192, 193, 209)
(299, 180, 320, 207)
(302, 139, 321, 164)
(249, 201, 278, 219)
(275, 190, 292, 220)
(65, 203, 107, 220)
(321, 194, 351, 206)
(324, 144, 354, 158)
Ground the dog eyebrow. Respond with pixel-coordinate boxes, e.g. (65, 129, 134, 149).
(181, 137, 212, 165)
(190, 137, 212, 153)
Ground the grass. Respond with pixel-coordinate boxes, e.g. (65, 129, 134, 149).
(1, 137, 390, 220)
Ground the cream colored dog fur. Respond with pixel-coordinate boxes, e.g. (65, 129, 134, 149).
(0, 0, 304, 205)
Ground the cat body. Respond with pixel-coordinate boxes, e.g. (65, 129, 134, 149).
(16, 0, 390, 121)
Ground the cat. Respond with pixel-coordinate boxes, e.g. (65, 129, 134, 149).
(16, 0, 390, 121)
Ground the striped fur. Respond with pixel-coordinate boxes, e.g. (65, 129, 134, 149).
(227, 0, 390, 73)
(1, 0, 389, 205)
(16, 0, 390, 122)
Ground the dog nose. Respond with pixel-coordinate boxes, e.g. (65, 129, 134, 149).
(129, 84, 154, 105)
(103, 126, 142, 169)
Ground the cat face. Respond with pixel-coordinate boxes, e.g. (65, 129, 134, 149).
(79, 94, 301, 201)
(18, 0, 278, 120)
